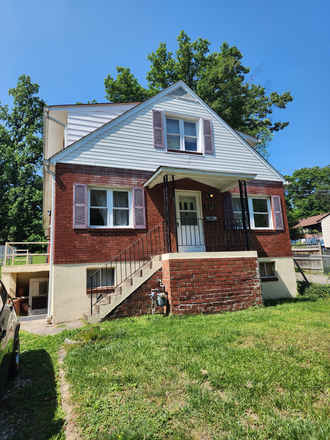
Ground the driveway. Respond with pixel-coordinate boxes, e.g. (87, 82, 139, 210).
(296, 273, 330, 285)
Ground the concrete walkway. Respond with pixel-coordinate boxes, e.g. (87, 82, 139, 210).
(19, 315, 86, 336)
(296, 273, 330, 285)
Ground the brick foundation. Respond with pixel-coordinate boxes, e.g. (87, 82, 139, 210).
(107, 269, 165, 320)
(107, 254, 262, 320)
(162, 254, 262, 315)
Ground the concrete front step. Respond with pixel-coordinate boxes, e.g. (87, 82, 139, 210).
(83, 256, 163, 323)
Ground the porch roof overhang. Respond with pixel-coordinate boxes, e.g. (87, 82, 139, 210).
(143, 166, 257, 192)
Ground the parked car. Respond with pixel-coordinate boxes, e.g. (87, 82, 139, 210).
(0, 280, 20, 400)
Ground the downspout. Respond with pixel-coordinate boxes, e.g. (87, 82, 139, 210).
(44, 160, 55, 322)
(44, 109, 67, 149)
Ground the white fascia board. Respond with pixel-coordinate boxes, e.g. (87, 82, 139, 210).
(143, 166, 257, 189)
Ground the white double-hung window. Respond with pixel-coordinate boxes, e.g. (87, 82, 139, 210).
(89, 188, 132, 228)
(166, 118, 199, 152)
(232, 196, 273, 229)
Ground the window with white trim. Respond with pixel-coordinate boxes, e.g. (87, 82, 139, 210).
(250, 197, 272, 229)
(88, 188, 132, 228)
(232, 196, 273, 229)
(166, 118, 199, 152)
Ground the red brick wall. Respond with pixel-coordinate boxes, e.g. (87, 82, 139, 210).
(107, 269, 165, 320)
(162, 256, 262, 315)
(230, 180, 292, 258)
(54, 163, 162, 264)
(54, 164, 291, 264)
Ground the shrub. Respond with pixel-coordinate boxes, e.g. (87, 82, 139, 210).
(323, 266, 330, 275)
(299, 283, 330, 300)
(297, 281, 311, 295)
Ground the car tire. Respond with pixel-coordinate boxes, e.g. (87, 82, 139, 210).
(9, 331, 20, 379)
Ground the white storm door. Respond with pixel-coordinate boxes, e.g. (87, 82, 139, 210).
(28, 278, 49, 316)
(176, 191, 205, 252)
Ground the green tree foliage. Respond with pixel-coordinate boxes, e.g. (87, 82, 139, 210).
(0, 75, 45, 243)
(104, 31, 293, 158)
(285, 166, 330, 223)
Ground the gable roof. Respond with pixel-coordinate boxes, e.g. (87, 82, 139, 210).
(293, 213, 330, 228)
(47, 81, 286, 184)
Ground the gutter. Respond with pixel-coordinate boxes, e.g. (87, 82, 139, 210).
(44, 160, 55, 322)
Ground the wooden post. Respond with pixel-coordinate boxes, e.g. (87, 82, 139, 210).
(4, 243, 7, 267)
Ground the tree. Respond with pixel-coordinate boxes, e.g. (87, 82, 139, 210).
(285, 166, 330, 223)
(0, 75, 45, 243)
(104, 31, 293, 158)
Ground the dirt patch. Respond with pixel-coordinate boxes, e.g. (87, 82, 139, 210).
(58, 347, 82, 439)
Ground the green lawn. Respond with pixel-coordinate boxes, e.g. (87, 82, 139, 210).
(5, 254, 48, 266)
(64, 299, 330, 439)
(0, 331, 68, 440)
(2, 298, 330, 439)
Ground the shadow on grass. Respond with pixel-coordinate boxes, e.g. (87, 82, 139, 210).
(263, 296, 316, 307)
(0, 348, 64, 440)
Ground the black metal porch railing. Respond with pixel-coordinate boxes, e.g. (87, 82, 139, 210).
(176, 217, 250, 251)
(89, 221, 166, 314)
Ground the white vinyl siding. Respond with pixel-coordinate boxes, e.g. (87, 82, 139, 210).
(67, 104, 138, 146)
(321, 216, 330, 247)
(53, 90, 284, 183)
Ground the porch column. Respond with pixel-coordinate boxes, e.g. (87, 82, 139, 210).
(163, 175, 172, 253)
(238, 180, 253, 251)
(172, 175, 178, 253)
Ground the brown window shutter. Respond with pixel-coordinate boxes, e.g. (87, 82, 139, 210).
(73, 183, 87, 228)
(152, 110, 164, 149)
(133, 187, 146, 229)
(203, 119, 214, 154)
(223, 192, 234, 229)
(272, 195, 284, 230)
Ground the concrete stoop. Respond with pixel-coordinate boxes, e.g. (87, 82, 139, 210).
(83, 255, 162, 323)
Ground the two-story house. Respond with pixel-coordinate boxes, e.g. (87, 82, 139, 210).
(2, 81, 296, 323)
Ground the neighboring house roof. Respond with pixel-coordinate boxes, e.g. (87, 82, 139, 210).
(320, 213, 330, 222)
(293, 213, 330, 228)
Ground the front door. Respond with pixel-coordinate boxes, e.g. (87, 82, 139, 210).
(176, 191, 205, 252)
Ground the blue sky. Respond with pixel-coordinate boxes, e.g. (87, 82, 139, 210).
(0, 0, 329, 175)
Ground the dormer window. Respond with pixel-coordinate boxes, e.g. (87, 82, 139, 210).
(166, 118, 198, 152)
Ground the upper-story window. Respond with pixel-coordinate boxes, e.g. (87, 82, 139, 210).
(166, 118, 198, 152)
(152, 109, 214, 155)
(89, 188, 132, 228)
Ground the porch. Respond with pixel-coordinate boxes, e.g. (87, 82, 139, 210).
(86, 167, 261, 322)
(1, 242, 50, 316)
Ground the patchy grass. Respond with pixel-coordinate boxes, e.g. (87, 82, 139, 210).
(63, 300, 330, 439)
(2, 299, 330, 439)
(0, 330, 75, 440)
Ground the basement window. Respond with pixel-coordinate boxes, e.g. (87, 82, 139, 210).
(259, 262, 278, 281)
(87, 268, 114, 288)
